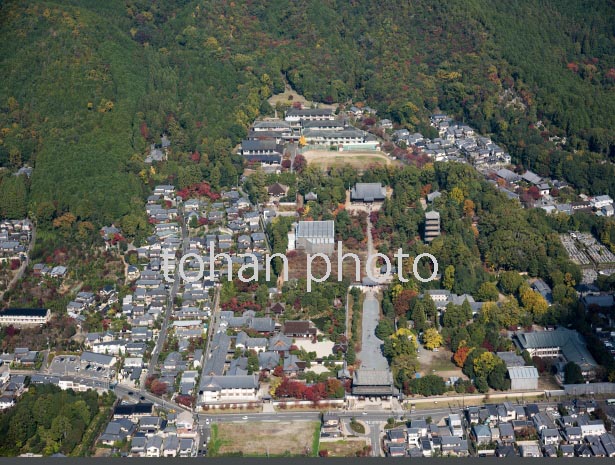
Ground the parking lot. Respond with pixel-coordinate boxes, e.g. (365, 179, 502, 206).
(49, 355, 114, 380)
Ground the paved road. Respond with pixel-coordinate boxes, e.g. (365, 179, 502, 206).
(368, 420, 384, 457)
(197, 412, 321, 423)
(200, 285, 220, 378)
(115, 383, 192, 413)
(358, 291, 389, 371)
(289, 142, 298, 173)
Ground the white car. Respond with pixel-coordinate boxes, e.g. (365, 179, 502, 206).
(205, 418, 210, 425)
(241, 416, 248, 420)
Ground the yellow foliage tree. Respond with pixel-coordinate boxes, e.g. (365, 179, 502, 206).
(463, 199, 475, 217)
(450, 186, 464, 204)
(269, 376, 282, 396)
(53, 212, 76, 230)
(393, 327, 414, 339)
(473, 351, 498, 378)
(423, 327, 443, 350)
(391, 283, 404, 302)
(479, 302, 499, 324)
(520, 286, 549, 318)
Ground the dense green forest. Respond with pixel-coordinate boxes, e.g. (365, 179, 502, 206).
(1, 0, 615, 230)
(0, 384, 114, 456)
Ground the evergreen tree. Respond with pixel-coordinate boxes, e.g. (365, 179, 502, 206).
(0, 175, 27, 219)
(411, 303, 427, 332)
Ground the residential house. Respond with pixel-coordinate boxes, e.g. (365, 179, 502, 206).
(387, 429, 406, 444)
(145, 435, 163, 457)
(581, 420, 606, 437)
(559, 444, 575, 457)
(440, 436, 469, 456)
(407, 428, 421, 448)
(466, 406, 480, 424)
(495, 444, 517, 458)
(472, 424, 492, 446)
(130, 436, 147, 457)
(498, 403, 516, 422)
(321, 413, 343, 438)
(591, 195, 613, 209)
(498, 422, 515, 444)
(178, 438, 195, 457)
(448, 413, 463, 437)
(563, 426, 583, 444)
(162, 435, 179, 457)
(0, 396, 15, 410)
(175, 410, 196, 437)
(541, 428, 561, 446)
(139, 416, 165, 437)
(99, 419, 136, 446)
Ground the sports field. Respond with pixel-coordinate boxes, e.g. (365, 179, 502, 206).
(302, 149, 395, 170)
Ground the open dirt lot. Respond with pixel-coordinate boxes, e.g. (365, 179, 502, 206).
(319, 439, 368, 457)
(417, 342, 464, 379)
(268, 84, 336, 110)
(211, 421, 320, 456)
(302, 150, 395, 171)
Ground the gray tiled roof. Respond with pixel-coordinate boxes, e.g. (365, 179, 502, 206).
(515, 327, 597, 369)
(296, 220, 334, 239)
(199, 374, 258, 391)
(351, 183, 386, 202)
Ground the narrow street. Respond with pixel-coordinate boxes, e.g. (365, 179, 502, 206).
(0, 225, 35, 300)
(146, 208, 190, 378)
(200, 285, 221, 373)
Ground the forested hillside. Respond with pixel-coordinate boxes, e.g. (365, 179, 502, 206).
(1, 0, 615, 231)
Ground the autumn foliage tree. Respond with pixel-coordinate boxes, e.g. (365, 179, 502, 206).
(274, 377, 345, 401)
(393, 289, 417, 317)
(423, 328, 443, 350)
(519, 286, 549, 318)
(453, 346, 471, 368)
(293, 153, 306, 173)
(149, 379, 168, 396)
(175, 395, 194, 407)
